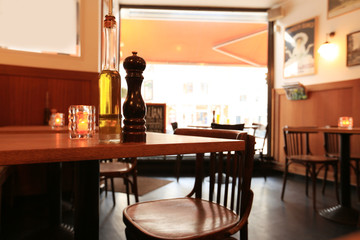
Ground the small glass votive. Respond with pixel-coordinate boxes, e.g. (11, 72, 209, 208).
(68, 105, 96, 139)
(49, 113, 65, 129)
(338, 116, 353, 128)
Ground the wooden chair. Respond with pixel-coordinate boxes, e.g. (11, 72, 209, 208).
(123, 128, 255, 240)
(252, 124, 270, 181)
(324, 132, 360, 201)
(281, 126, 339, 210)
(173, 125, 244, 182)
(211, 122, 245, 130)
(99, 157, 139, 206)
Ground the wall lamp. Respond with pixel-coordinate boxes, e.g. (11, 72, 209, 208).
(318, 32, 339, 61)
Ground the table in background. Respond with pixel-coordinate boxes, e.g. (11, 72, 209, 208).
(286, 126, 360, 225)
(0, 125, 68, 134)
(0, 130, 245, 240)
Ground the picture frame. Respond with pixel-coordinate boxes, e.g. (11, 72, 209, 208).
(347, 30, 360, 67)
(284, 18, 316, 79)
(328, 0, 360, 19)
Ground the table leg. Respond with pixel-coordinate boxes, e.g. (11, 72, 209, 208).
(319, 133, 359, 225)
(47, 162, 62, 227)
(74, 160, 99, 240)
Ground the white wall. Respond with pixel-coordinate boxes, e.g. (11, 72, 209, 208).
(0, 1, 100, 72)
(274, 0, 360, 88)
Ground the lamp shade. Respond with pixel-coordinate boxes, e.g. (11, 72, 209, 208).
(318, 41, 338, 61)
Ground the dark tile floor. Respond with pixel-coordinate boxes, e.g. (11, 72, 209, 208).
(98, 171, 360, 240)
(2, 170, 360, 240)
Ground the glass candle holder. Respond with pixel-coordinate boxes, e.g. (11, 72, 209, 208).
(49, 113, 65, 129)
(68, 105, 96, 139)
(338, 116, 353, 128)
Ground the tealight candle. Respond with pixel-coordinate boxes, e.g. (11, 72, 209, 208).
(77, 112, 89, 134)
(338, 116, 353, 128)
(68, 105, 96, 139)
(49, 113, 65, 129)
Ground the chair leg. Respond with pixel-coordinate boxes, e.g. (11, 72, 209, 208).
(110, 177, 116, 206)
(333, 163, 340, 203)
(124, 178, 131, 205)
(322, 165, 328, 194)
(175, 154, 183, 182)
(281, 159, 289, 200)
(132, 170, 139, 203)
(104, 178, 108, 197)
(305, 163, 309, 196)
(310, 164, 317, 211)
(240, 222, 248, 240)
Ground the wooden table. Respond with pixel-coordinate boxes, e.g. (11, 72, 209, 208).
(286, 126, 360, 225)
(0, 130, 245, 240)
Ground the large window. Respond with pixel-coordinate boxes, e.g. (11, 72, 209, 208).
(119, 7, 268, 134)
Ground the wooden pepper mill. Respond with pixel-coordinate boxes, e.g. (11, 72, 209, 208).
(122, 51, 147, 142)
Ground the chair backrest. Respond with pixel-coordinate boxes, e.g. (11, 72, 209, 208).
(283, 126, 312, 156)
(324, 132, 339, 156)
(211, 122, 245, 130)
(171, 122, 178, 131)
(174, 128, 255, 218)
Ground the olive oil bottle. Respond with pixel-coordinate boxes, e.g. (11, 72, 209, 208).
(99, 3, 121, 143)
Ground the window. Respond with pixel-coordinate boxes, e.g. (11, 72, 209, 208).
(119, 7, 268, 132)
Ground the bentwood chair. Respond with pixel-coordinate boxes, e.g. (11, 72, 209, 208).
(281, 126, 339, 210)
(252, 124, 270, 180)
(174, 123, 244, 181)
(100, 158, 139, 206)
(211, 122, 245, 130)
(123, 128, 255, 240)
(324, 132, 360, 201)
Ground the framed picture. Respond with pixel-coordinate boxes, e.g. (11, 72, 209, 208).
(328, 0, 360, 19)
(347, 30, 360, 67)
(284, 18, 316, 78)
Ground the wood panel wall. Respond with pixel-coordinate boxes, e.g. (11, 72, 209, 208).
(0, 64, 99, 195)
(273, 78, 360, 184)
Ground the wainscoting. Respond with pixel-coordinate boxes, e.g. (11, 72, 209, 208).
(272, 78, 360, 184)
(0, 64, 98, 196)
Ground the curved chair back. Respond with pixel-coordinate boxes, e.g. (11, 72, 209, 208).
(174, 128, 255, 217)
(211, 122, 245, 130)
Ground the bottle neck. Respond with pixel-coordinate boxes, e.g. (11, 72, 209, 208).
(102, 20, 118, 71)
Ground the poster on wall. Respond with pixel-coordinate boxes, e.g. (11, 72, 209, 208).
(347, 30, 360, 67)
(284, 18, 316, 79)
(328, 0, 360, 19)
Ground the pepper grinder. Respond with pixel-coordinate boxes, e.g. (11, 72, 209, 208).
(122, 51, 147, 142)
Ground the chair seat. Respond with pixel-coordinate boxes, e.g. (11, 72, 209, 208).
(123, 198, 239, 239)
(100, 162, 133, 176)
(288, 155, 338, 164)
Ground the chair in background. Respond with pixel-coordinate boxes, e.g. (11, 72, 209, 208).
(173, 124, 244, 181)
(171, 122, 178, 131)
(324, 132, 360, 201)
(281, 126, 339, 210)
(211, 122, 245, 130)
(123, 128, 255, 240)
(252, 123, 270, 180)
(99, 157, 139, 206)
